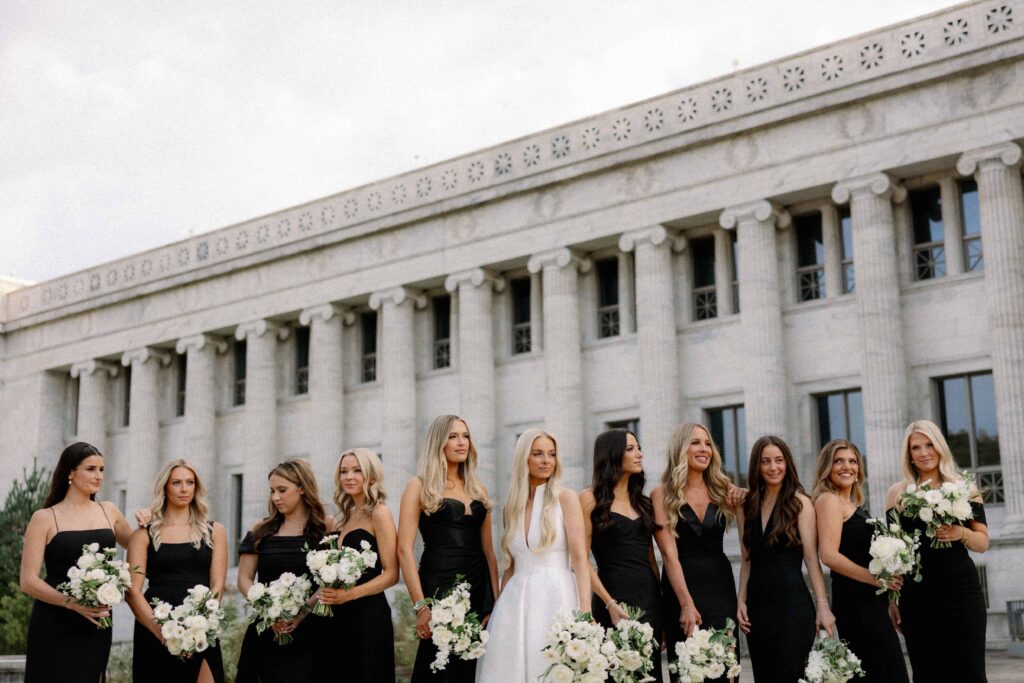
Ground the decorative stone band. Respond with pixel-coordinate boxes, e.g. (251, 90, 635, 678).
(831, 172, 908, 204)
(444, 268, 506, 294)
(299, 303, 355, 327)
(526, 247, 593, 275)
(957, 141, 1024, 175)
(175, 334, 228, 355)
(234, 319, 286, 342)
(120, 347, 172, 368)
(719, 199, 791, 230)
(368, 286, 428, 311)
(69, 359, 119, 379)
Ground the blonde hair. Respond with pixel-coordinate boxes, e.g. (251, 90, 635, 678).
(900, 419, 964, 487)
(811, 439, 865, 506)
(661, 423, 733, 537)
(418, 415, 490, 514)
(333, 448, 387, 527)
(500, 429, 562, 570)
(147, 459, 213, 551)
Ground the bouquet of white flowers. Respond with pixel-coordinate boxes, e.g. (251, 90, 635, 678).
(668, 618, 741, 683)
(798, 631, 865, 683)
(538, 609, 609, 683)
(415, 580, 487, 672)
(604, 604, 657, 683)
(304, 534, 378, 616)
(56, 542, 133, 629)
(149, 584, 225, 658)
(866, 511, 922, 603)
(245, 572, 313, 644)
(899, 472, 976, 548)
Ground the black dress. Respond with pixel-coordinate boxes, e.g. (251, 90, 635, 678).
(235, 533, 320, 683)
(25, 507, 117, 683)
(312, 528, 395, 682)
(831, 508, 908, 683)
(744, 506, 815, 683)
(132, 533, 226, 683)
(896, 501, 987, 682)
(592, 512, 663, 683)
(411, 498, 495, 682)
(663, 503, 737, 683)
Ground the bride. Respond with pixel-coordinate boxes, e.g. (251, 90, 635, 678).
(475, 428, 591, 682)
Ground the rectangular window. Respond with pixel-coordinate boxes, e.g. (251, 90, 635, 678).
(596, 257, 620, 338)
(175, 353, 187, 417)
(433, 295, 451, 369)
(233, 340, 246, 406)
(361, 311, 377, 383)
(840, 207, 855, 294)
(795, 213, 826, 301)
(510, 277, 531, 354)
(295, 325, 310, 395)
(707, 405, 746, 486)
(816, 389, 865, 449)
(606, 418, 640, 443)
(692, 237, 717, 320)
(910, 186, 946, 280)
(231, 474, 243, 565)
(731, 232, 740, 313)
(937, 371, 1001, 502)
(123, 365, 132, 426)
(960, 179, 982, 272)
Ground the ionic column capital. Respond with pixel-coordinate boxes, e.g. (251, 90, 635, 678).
(618, 225, 685, 253)
(175, 333, 227, 355)
(299, 303, 354, 326)
(70, 359, 119, 379)
(719, 200, 791, 231)
(831, 172, 907, 205)
(527, 247, 592, 275)
(444, 268, 506, 294)
(368, 286, 428, 311)
(234, 319, 287, 342)
(121, 347, 172, 368)
(957, 142, 1023, 176)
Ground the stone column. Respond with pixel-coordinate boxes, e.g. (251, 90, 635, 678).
(369, 287, 426, 493)
(121, 347, 170, 518)
(175, 334, 225, 516)
(446, 269, 503, 493)
(713, 228, 735, 317)
(832, 173, 909, 514)
(958, 143, 1024, 535)
(70, 360, 118, 498)
(720, 200, 790, 447)
(821, 204, 844, 298)
(235, 320, 282, 528)
(620, 226, 680, 478)
(939, 176, 966, 277)
(528, 248, 591, 488)
(299, 303, 352, 498)
(617, 251, 636, 335)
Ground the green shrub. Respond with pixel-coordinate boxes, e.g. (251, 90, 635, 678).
(392, 590, 418, 683)
(0, 461, 49, 654)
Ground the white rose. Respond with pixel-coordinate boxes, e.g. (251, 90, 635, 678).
(247, 583, 266, 601)
(621, 650, 643, 670)
(85, 568, 107, 582)
(952, 499, 972, 520)
(306, 552, 328, 571)
(277, 572, 296, 587)
(923, 490, 943, 505)
(433, 627, 454, 646)
(549, 664, 574, 683)
(205, 598, 220, 612)
(319, 564, 338, 584)
(166, 638, 182, 656)
(76, 554, 95, 570)
(268, 582, 286, 598)
(66, 567, 83, 580)
(87, 542, 100, 553)
(918, 507, 934, 523)
(184, 615, 208, 631)
(267, 603, 282, 619)
(95, 582, 122, 606)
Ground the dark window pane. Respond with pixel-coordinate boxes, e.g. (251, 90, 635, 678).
(960, 180, 980, 236)
(123, 365, 132, 425)
(795, 214, 825, 267)
(234, 341, 247, 380)
(840, 208, 854, 259)
(910, 186, 944, 244)
(938, 376, 971, 468)
(816, 395, 831, 445)
(596, 258, 619, 307)
(434, 295, 451, 341)
(970, 373, 1000, 468)
(361, 312, 377, 354)
(847, 390, 865, 451)
(731, 232, 739, 279)
(965, 239, 983, 272)
(510, 278, 530, 324)
(692, 238, 716, 288)
(295, 326, 310, 367)
(176, 353, 187, 416)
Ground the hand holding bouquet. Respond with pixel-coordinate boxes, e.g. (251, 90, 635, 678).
(538, 609, 607, 682)
(899, 473, 976, 548)
(150, 584, 224, 658)
(305, 534, 378, 616)
(604, 604, 657, 683)
(668, 618, 741, 683)
(56, 542, 133, 629)
(799, 631, 865, 683)
(415, 580, 487, 672)
(866, 511, 922, 603)
(245, 572, 313, 644)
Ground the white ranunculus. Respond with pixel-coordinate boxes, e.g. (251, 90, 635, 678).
(565, 639, 589, 662)
(267, 582, 286, 598)
(918, 507, 934, 523)
(923, 490, 943, 505)
(952, 499, 972, 520)
(277, 572, 296, 587)
(154, 602, 172, 620)
(319, 564, 338, 584)
(95, 581, 122, 606)
(247, 583, 266, 601)
(307, 552, 328, 571)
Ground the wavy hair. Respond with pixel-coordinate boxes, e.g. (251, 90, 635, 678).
(897, 420, 978, 507)
(590, 430, 654, 535)
(500, 428, 562, 570)
(147, 459, 214, 550)
(742, 435, 805, 549)
(418, 415, 490, 514)
(251, 459, 327, 550)
(661, 423, 733, 537)
(333, 448, 387, 527)
(810, 440, 865, 506)
(43, 442, 103, 508)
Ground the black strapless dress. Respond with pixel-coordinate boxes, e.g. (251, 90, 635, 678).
(411, 498, 494, 682)
(25, 525, 117, 683)
(132, 535, 225, 682)
(745, 507, 815, 682)
(592, 512, 663, 683)
(831, 508, 908, 683)
(896, 501, 987, 682)
(663, 503, 737, 683)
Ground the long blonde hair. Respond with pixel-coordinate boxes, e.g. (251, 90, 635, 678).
(901, 419, 964, 485)
(500, 429, 562, 570)
(811, 439, 865, 506)
(333, 448, 387, 527)
(147, 459, 213, 550)
(418, 415, 490, 514)
(661, 423, 733, 537)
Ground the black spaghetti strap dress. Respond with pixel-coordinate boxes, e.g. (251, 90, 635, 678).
(744, 507, 815, 682)
(896, 501, 987, 682)
(663, 503, 737, 683)
(131, 529, 225, 683)
(411, 498, 494, 682)
(592, 512, 663, 683)
(25, 507, 117, 683)
(830, 507, 908, 683)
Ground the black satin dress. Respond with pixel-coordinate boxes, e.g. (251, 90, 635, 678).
(744, 507, 815, 683)
(132, 533, 225, 683)
(412, 498, 494, 682)
(831, 508, 908, 683)
(663, 503, 737, 683)
(25, 514, 117, 683)
(896, 501, 987, 682)
(592, 512, 663, 683)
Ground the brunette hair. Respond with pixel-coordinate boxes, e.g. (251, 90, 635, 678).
(251, 459, 327, 550)
(742, 435, 805, 549)
(43, 442, 103, 508)
(590, 430, 654, 534)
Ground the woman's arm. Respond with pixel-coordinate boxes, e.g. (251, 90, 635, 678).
(125, 528, 161, 641)
(798, 494, 835, 636)
(236, 548, 258, 599)
(814, 494, 879, 588)
(499, 557, 516, 593)
(103, 500, 134, 548)
(209, 523, 228, 598)
(578, 489, 626, 624)
(397, 478, 435, 639)
(651, 486, 700, 636)
(736, 507, 751, 634)
(479, 490, 500, 601)
(560, 488, 591, 610)
(319, 506, 400, 605)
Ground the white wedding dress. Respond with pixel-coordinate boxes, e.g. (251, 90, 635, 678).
(476, 485, 580, 683)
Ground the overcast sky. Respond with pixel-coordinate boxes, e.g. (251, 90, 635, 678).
(1, 0, 956, 284)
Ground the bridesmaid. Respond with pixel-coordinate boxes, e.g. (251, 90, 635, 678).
(813, 440, 908, 683)
(397, 414, 499, 682)
(235, 459, 330, 683)
(21, 442, 134, 682)
(886, 420, 989, 683)
(315, 448, 398, 682)
(654, 423, 737, 683)
(580, 428, 663, 683)
(737, 435, 834, 682)
(127, 459, 228, 683)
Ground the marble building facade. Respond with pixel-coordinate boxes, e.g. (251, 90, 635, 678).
(2, 0, 1024, 645)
